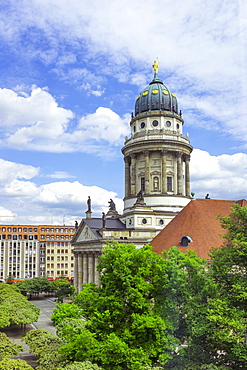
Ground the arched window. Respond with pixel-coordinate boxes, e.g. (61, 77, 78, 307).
(180, 236, 193, 247)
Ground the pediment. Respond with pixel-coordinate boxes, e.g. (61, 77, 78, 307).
(72, 220, 97, 243)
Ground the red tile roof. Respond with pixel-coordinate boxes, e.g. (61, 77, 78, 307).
(151, 199, 247, 260)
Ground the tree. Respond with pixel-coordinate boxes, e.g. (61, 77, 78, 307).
(0, 333, 23, 360)
(15, 280, 30, 296)
(58, 361, 102, 370)
(208, 204, 247, 368)
(0, 359, 33, 370)
(23, 329, 67, 370)
(51, 303, 82, 326)
(210, 203, 247, 306)
(0, 284, 40, 327)
(55, 283, 75, 303)
(62, 242, 170, 369)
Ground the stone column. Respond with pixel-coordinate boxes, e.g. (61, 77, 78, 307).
(130, 154, 136, 195)
(78, 252, 83, 292)
(73, 252, 78, 291)
(177, 152, 183, 195)
(161, 150, 167, 193)
(144, 150, 150, 194)
(88, 252, 94, 283)
(124, 156, 131, 197)
(94, 253, 100, 286)
(83, 253, 88, 284)
(185, 155, 191, 197)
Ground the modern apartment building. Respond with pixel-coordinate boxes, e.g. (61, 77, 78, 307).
(0, 225, 75, 282)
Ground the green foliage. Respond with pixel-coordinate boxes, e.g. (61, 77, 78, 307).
(0, 284, 40, 327)
(56, 318, 86, 341)
(0, 359, 33, 370)
(208, 204, 247, 367)
(51, 278, 71, 291)
(65, 242, 170, 369)
(0, 333, 23, 359)
(58, 361, 102, 369)
(51, 303, 82, 326)
(15, 280, 30, 295)
(55, 283, 75, 302)
(23, 329, 67, 370)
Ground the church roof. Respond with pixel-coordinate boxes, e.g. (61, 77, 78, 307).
(135, 75, 179, 116)
(151, 198, 247, 260)
(84, 217, 126, 239)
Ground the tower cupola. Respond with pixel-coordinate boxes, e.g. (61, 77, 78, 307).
(135, 75, 178, 116)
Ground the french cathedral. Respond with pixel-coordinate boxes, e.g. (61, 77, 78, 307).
(72, 62, 193, 291)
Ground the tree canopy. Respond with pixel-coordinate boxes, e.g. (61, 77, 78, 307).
(0, 284, 40, 327)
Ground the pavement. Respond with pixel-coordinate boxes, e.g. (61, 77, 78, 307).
(0, 294, 57, 368)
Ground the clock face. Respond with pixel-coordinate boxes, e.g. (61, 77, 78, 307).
(152, 120, 158, 127)
(140, 122, 145, 129)
(166, 120, 171, 127)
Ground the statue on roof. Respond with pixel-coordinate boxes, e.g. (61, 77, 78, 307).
(87, 196, 91, 212)
(102, 212, 106, 228)
(108, 199, 116, 211)
(152, 59, 159, 75)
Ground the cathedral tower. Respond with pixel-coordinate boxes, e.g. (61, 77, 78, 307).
(121, 62, 193, 235)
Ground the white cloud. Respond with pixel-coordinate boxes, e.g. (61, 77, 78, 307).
(47, 171, 75, 179)
(191, 149, 247, 199)
(77, 107, 130, 145)
(0, 87, 130, 156)
(0, 178, 124, 225)
(0, 158, 39, 185)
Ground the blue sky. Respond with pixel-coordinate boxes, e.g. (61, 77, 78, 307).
(0, 0, 246, 225)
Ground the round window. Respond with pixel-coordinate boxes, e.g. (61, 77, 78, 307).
(159, 219, 164, 225)
(142, 218, 147, 224)
(166, 121, 171, 127)
(140, 122, 145, 129)
(152, 120, 158, 127)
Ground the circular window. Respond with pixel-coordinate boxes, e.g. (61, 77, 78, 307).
(152, 120, 158, 127)
(176, 123, 179, 129)
(140, 122, 145, 129)
(159, 219, 164, 225)
(166, 121, 171, 127)
(142, 218, 147, 224)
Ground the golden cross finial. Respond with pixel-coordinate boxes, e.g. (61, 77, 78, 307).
(152, 59, 159, 75)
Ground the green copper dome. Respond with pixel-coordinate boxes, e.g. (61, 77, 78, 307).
(135, 75, 178, 116)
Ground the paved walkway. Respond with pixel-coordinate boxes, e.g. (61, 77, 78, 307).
(31, 295, 56, 335)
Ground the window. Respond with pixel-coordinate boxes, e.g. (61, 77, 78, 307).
(180, 236, 193, 247)
(141, 177, 145, 192)
(18, 228, 22, 232)
(152, 120, 158, 127)
(167, 177, 172, 192)
(8, 227, 11, 232)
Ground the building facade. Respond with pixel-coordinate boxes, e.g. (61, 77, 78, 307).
(0, 225, 75, 282)
(72, 63, 193, 291)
